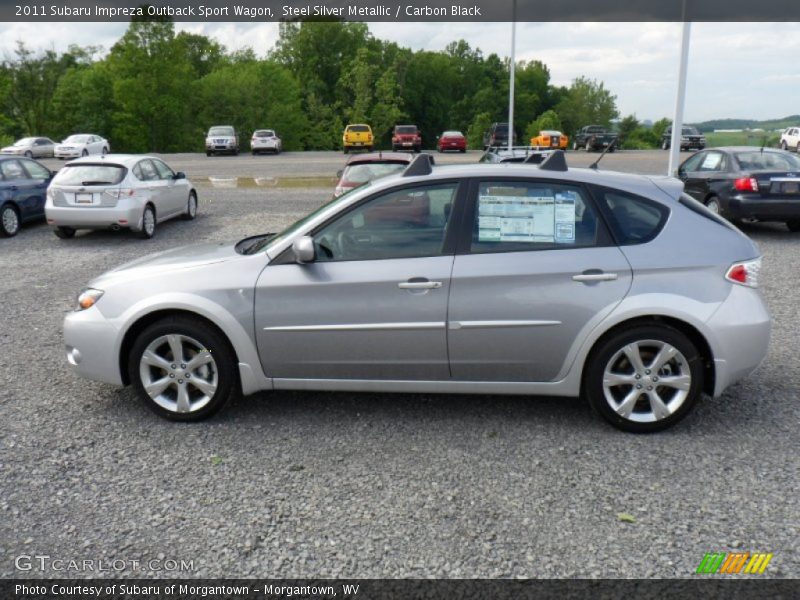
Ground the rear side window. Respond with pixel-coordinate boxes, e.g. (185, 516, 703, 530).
(469, 180, 602, 254)
(678, 193, 739, 232)
(52, 164, 126, 186)
(593, 187, 669, 245)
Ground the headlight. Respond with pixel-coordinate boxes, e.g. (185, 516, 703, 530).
(76, 288, 104, 311)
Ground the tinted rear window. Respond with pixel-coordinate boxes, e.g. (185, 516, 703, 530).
(52, 164, 126, 186)
(493, 124, 509, 133)
(347, 125, 370, 133)
(734, 151, 800, 171)
(254, 130, 275, 137)
(594, 187, 669, 245)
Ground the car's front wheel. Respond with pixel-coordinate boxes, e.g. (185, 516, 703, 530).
(81, 149, 88, 157)
(781, 141, 788, 150)
(129, 316, 238, 421)
(0, 203, 20, 237)
(585, 325, 703, 433)
(183, 191, 197, 220)
(53, 226, 76, 239)
(786, 219, 800, 232)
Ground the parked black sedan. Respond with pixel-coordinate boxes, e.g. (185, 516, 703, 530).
(678, 147, 800, 231)
(0, 156, 54, 237)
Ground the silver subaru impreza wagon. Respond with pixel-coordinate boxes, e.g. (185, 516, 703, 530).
(63, 153, 770, 432)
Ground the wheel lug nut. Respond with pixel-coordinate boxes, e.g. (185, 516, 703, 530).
(645, 369, 651, 375)
(181, 364, 186, 369)
(635, 374, 641, 379)
(171, 364, 176, 369)
(647, 386, 653, 391)
(652, 377, 658, 382)
(636, 384, 642, 389)
(185, 374, 191, 378)
(178, 379, 183, 384)
(169, 374, 175, 378)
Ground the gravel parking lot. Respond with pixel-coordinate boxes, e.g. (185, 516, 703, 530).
(1, 150, 798, 579)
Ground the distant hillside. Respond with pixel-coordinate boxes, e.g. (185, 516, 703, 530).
(689, 115, 800, 133)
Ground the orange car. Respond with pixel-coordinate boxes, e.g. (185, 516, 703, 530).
(530, 130, 569, 150)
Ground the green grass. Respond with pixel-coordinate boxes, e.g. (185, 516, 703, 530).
(704, 131, 780, 148)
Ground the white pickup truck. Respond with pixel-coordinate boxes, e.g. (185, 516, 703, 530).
(780, 127, 800, 152)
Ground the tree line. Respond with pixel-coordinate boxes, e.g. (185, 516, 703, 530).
(0, 18, 650, 153)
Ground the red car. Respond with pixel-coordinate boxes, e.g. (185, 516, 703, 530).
(438, 130, 466, 153)
(334, 152, 413, 197)
(391, 125, 422, 152)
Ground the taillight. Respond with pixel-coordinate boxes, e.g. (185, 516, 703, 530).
(734, 177, 758, 192)
(725, 258, 761, 288)
(104, 188, 135, 198)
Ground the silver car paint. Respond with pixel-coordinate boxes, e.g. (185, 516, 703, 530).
(46, 154, 194, 231)
(63, 164, 770, 400)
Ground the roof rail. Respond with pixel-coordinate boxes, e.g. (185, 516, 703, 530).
(537, 149, 568, 171)
(402, 153, 435, 177)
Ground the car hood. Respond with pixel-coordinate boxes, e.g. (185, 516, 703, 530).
(1, 146, 22, 152)
(90, 241, 242, 287)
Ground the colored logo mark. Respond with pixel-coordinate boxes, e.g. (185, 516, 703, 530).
(696, 552, 773, 574)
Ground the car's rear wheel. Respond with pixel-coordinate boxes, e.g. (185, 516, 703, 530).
(137, 205, 156, 239)
(786, 219, 800, 232)
(53, 226, 76, 239)
(343, 147, 349, 154)
(0, 203, 20, 237)
(585, 325, 703, 433)
(704, 195, 722, 215)
(128, 316, 238, 421)
(183, 191, 197, 220)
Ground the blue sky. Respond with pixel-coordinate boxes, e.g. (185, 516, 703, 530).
(1, 21, 798, 122)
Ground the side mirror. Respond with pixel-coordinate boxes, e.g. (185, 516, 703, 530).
(292, 236, 316, 264)
(174, 171, 186, 179)
(336, 169, 343, 179)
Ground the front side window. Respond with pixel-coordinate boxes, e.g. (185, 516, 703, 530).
(313, 182, 458, 262)
(470, 181, 600, 254)
(152, 159, 174, 180)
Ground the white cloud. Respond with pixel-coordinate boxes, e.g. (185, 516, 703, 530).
(1, 21, 799, 122)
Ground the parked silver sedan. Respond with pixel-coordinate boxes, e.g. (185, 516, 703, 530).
(62, 153, 770, 432)
(1, 137, 57, 158)
(45, 154, 197, 239)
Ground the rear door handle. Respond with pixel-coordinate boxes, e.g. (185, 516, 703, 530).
(398, 280, 442, 290)
(572, 272, 618, 282)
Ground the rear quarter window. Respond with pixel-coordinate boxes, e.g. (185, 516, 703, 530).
(678, 193, 739, 232)
(593, 186, 669, 245)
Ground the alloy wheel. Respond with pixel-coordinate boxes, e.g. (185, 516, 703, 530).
(139, 334, 218, 414)
(2, 205, 19, 235)
(602, 340, 692, 424)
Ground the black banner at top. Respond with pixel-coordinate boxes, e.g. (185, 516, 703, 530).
(2, 0, 800, 22)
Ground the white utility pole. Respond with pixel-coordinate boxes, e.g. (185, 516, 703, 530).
(668, 21, 692, 176)
(507, 2, 516, 152)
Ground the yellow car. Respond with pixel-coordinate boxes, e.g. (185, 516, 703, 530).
(343, 124, 374, 153)
(530, 130, 569, 150)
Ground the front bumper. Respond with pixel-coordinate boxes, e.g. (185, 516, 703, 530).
(64, 306, 124, 386)
(706, 284, 771, 397)
(45, 200, 144, 230)
(726, 194, 800, 220)
(54, 150, 81, 158)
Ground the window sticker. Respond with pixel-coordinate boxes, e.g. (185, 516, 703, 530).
(701, 153, 721, 170)
(554, 191, 577, 243)
(478, 188, 580, 244)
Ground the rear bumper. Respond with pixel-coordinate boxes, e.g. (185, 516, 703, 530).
(726, 194, 800, 220)
(45, 202, 144, 230)
(54, 150, 81, 158)
(706, 284, 771, 397)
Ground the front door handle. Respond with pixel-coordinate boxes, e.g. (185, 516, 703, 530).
(398, 279, 442, 290)
(572, 272, 618, 282)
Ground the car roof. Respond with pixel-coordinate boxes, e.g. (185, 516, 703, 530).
(370, 162, 685, 202)
(713, 146, 787, 152)
(63, 154, 160, 167)
(346, 152, 413, 165)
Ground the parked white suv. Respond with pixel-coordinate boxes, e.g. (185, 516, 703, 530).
(780, 127, 800, 152)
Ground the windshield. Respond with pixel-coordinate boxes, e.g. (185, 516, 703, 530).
(494, 124, 509, 133)
(254, 130, 274, 137)
(682, 127, 700, 135)
(208, 127, 234, 136)
(347, 125, 370, 133)
(52, 164, 126, 186)
(735, 151, 800, 171)
(243, 184, 373, 255)
(64, 135, 90, 143)
(341, 162, 407, 184)
(14, 138, 36, 146)
(395, 126, 417, 134)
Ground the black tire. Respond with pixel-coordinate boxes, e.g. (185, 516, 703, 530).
(780, 141, 788, 151)
(53, 226, 76, 239)
(572, 140, 579, 151)
(102, 147, 108, 156)
(704, 195, 722, 216)
(233, 149, 239, 156)
(128, 315, 239, 421)
(343, 147, 349, 154)
(662, 139, 669, 150)
(182, 191, 198, 220)
(787, 219, 800, 232)
(81, 149, 88, 157)
(136, 204, 156, 239)
(584, 324, 703, 433)
(24, 150, 33, 158)
(367, 146, 373, 152)
(206, 151, 212, 157)
(460, 148, 466, 153)
(0, 203, 20, 237)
